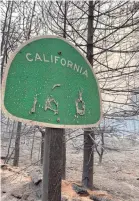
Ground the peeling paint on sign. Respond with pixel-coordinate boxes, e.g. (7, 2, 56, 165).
(52, 84, 61, 90)
(44, 96, 59, 115)
(75, 91, 85, 116)
(30, 96, 37, 114)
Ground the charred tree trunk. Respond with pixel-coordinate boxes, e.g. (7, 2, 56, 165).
(41, 132, 45, 165)
(30, 129, 36, 161)
(82, 1, 95, 189)
(5, 121, 15, 164)
(13, 122, 22, 166)
(82, 130, 95, 189)
(61, 1, 67, 180)
(1, 1, 13, 79)
(96, 133, 104, 165)
(99, 133, 104, 164)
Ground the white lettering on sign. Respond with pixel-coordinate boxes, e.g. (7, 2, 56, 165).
(67, 60, 73, 68)
(26, 53, 33, 62)
(25, 53, 88, 78)
(80, 67, 83, 73)
(43, 54, 49, 62)
(74, 64, 80, 72)
(51, 55, 53, 63)
(82, 70, 88, 77)
(61, 58, 66, 66)
(35, 53, 42, 61)
(55, 56, 60, 64)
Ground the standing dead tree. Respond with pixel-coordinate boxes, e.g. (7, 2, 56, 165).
(36, 126, 45, 165)
(40, 0, 139, 189)
(82, 1, 95, 189)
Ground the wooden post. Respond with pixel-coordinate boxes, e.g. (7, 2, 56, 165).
(13, 122, 22, 166)
(62, 132, 66, 179)
(42, 128, 64, 201)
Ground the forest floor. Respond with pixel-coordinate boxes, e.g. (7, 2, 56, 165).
(0, 163, 119, 201)
(66, 143, 139, 201)
(1, 146, 139, 201)
(1, 131, 139, 201)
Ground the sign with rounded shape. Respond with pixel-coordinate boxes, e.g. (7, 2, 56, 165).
(2, 36, 102, 128)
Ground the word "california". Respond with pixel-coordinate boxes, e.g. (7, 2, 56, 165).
(26, 53, 88, 78)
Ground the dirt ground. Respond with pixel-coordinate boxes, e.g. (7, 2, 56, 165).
(1, 130, 139, 201)
(66, 144, 139, 201)
(0, 165, 114, 201)
(1, 147, 139, 201)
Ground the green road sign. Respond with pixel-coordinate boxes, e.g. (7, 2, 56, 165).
(2, 36, 102, 128)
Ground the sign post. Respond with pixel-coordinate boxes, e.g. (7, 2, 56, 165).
(42, 128, 64, 201)
(2, 36, 102, 201)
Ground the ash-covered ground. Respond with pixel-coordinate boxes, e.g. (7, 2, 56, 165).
(1, 127, 139, 201)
